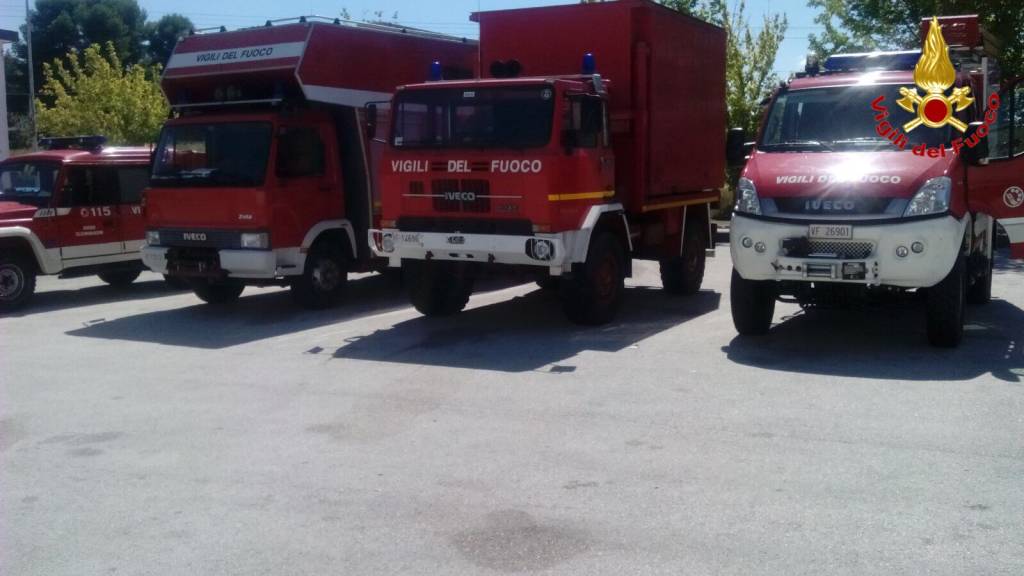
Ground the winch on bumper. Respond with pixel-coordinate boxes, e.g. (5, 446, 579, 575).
(730, 214, 968, 288)
(369, 228, 572, 273)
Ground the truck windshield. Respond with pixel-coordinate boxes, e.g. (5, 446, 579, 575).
(0, 162, 60, 206)
(761, 84, 953, 151)
(152, 122, 272, 187)
(393, 86, 554, 149)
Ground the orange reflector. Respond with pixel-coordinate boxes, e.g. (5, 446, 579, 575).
(381, 219, 396, 228)
(532, 224, 551, 233)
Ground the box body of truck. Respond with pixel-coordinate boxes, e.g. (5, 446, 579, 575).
(142, 19, 477, 307)
(371, 0, 727, 323)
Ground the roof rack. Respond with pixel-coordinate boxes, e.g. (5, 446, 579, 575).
(38, 136, 107, 151)
(189, 15, 473, 45)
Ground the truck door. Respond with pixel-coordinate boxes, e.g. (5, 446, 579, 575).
(273, 123, 337, 250)
(115, 165, 150, 255)
(58, 165, 122, 262)
(968, 79, 1024, 258)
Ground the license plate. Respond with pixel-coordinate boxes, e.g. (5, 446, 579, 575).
(808, 224, 853, 239)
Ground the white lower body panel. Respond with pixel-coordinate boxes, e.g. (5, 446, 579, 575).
(730, 214, 968, 289)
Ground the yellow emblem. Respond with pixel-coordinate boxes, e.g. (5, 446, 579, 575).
(896, 17, 973, 132)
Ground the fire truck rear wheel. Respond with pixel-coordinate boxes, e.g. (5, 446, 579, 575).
(292, 245, 348, 309)
(730, 268, 776, 335)
(98, 270, 141, 287)
(0, 255, 36, 312)
(163, 275, 190, 290)
(407, 261, 473, 317)
(661, 224, 706, 295)
(191, 279, 245, 305)
(926, 252, 966, 348)
(561, 232, 625, 325)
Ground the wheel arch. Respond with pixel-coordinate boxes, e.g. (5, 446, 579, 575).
(302, 220, 357, 260)
(0, 227, 58, 274)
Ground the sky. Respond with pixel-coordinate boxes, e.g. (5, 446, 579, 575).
(0, 0, 824, 77)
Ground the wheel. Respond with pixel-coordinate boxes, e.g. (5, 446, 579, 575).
(536, 276, 560, 291)
(730, 268, 776, 335)
(407, 261, 473, 317)
(163, 274, 190, 290)
(0, 255, 36, 312)
(190, 279, 245, 304)
(967, 246, 993, 306)
(926, 252, 966, 348)
(660, 223, 707, 295)
(561, 232, 626, 325)
(98, 270, 141, 287)
(291, 244, 348, 309)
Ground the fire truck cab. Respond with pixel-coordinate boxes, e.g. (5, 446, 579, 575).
(730, 16, 1024, 347)
(141, 18, 476, 307)
(0, 137, 152, 311)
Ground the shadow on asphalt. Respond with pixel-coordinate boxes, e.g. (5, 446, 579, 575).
(2, 278, 188, 319)
(723, 258, 1024, 383)
(66, 273, 412, 349)
(332, 287, 721, 373)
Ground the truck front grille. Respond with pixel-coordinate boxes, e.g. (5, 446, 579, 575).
(806, 240, 874, 260)
(431, 179, 491, 213)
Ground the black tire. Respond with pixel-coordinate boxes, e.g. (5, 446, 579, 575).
(0, 255, 36, 312)
(660, 223, 707, 295)
(967, 246, 993, 306)
(561, 232, 626, 325)
(407, 261, 473, 317)
(191, 279, 245, 305)
(98, 270, 141, 287)
(536, 276, 560, 291)
(926, 252, 966, 348)
(291, 244, 348, 309)
(163, 274, 190, 290)
(730, 268, 776, 335)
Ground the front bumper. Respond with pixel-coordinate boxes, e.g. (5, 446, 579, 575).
(369, 228, 573, 273)
(142, 246, 298, 279)
(730, 214, 968, 288)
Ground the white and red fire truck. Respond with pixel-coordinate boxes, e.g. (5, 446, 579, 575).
(0, 137, 153, 311)
(141, 17, 477, 307)
(730, 15, 1024, 347)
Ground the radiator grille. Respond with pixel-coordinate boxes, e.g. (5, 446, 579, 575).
(807, 240, 874, 260)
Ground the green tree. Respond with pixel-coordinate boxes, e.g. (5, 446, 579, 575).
(35, 43, 167, 144)
(806, 0, 1024, 77)
(16, 0, 148, 87)
(146, 14, 194, 66)
(661, 0, 788, 135)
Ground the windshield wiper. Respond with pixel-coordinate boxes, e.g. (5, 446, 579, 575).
(761, 140, 834, 152)
(830, 138, 890, 149)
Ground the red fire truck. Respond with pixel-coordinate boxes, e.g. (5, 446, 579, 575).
(142, 18, 477, 307)
(0, 137, 153, 311)
(369, 1, 730, 324)
(729, 15, 1024, 347)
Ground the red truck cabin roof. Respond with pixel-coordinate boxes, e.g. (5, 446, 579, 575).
(1, 147, 151, 166)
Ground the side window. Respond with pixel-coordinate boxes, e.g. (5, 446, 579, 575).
(1013, 82, 1024, 156)
(275, 127, 325, 178)
(565, 97, 606, 148)
(62, 167, 120, 206)
(117, 167, 149, 204)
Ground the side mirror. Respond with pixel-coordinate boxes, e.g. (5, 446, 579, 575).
(961, 121, 989, 166)
(726, 127, 747, 166)
(365, 103, 378, 140)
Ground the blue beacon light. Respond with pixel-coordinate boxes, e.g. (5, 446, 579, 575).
(429, 61, 443, 81)
(581, 52, 596, 75)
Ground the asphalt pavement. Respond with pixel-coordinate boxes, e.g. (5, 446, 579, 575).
(2, 245, 1023, 575)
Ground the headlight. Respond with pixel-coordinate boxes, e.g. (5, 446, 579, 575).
(734, 177, 761, 215)
(146, 230, 160, 246)
(904, 177, 951, 217)
(240, 232, 270, 249)
(381, 233, 395, 253)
